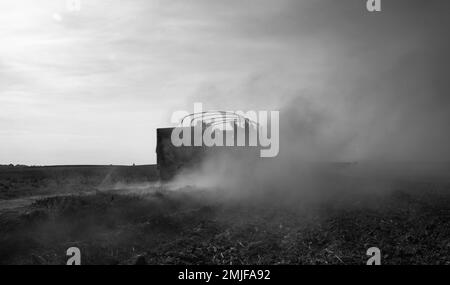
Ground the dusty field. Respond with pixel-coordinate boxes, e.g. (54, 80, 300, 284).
(0, 165, 158, 200)
(0, 165, 449, 265)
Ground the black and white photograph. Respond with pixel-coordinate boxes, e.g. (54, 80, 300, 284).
(0, 0, 449, 272)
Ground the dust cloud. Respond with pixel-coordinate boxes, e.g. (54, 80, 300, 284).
(167, 1, 450, 205)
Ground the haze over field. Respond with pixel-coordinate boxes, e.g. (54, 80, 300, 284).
(1, 1, 450, 267)
(0, 0, 449, 165)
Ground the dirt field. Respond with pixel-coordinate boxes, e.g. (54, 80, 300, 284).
(0, 165, 449, 265)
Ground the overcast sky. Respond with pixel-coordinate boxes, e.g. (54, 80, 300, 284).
(0, 0, 449, 165)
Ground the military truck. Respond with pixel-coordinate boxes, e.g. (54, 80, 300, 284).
(156, 111, 260, 180)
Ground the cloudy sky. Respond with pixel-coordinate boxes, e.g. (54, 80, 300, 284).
(0, 0, 449, 165)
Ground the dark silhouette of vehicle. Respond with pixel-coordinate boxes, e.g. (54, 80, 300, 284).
(156, 111, 260, 180)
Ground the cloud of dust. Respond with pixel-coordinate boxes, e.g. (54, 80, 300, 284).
(164, 1, 450, 206)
